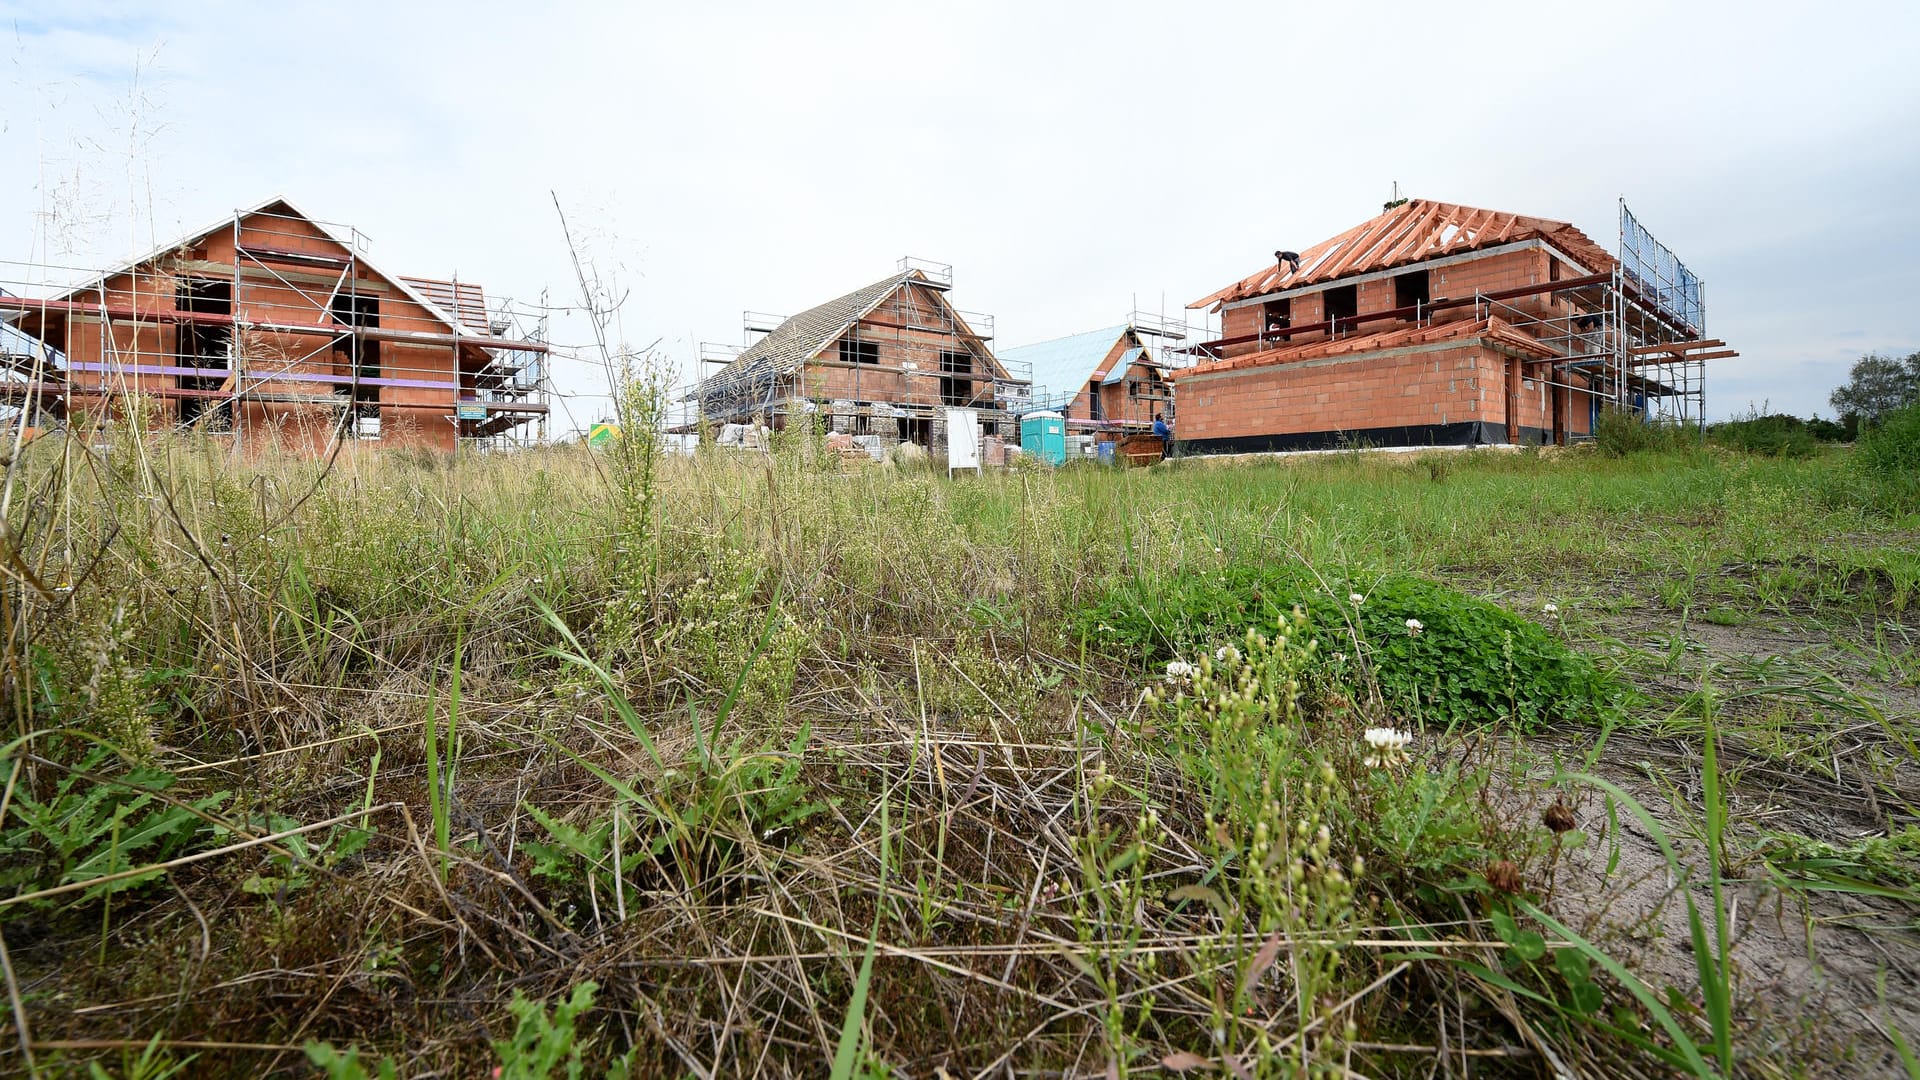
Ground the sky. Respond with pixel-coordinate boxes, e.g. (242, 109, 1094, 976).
(4, 0, 1918, 431)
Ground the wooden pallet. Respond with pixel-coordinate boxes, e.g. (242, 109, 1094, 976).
(1118, 433, 1164, 467)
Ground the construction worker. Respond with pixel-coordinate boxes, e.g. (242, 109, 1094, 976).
(1152, 412, 1173, 458)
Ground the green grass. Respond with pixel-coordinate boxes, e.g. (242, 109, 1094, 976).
(2, 422, 1916, 1077)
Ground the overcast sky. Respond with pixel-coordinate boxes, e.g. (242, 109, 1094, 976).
(5, 0, 1917, 430)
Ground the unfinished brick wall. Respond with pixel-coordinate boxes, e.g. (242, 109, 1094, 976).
(1171, 335, 1596, 449)
(1177, 343, 1492, 439)
(1427, 248, 1557, 321)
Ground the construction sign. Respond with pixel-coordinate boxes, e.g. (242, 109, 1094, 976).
(588, 422, 620, 447)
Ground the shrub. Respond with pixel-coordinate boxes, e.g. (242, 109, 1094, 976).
(1857, 401, 1920, 477)
(1805, 414, 1855, 443)
(1707, 411, 1822, 458)
(1855, 401, 1920, 512)
(1594, 406, 1696, 457)
(1082, 564, 1619, 730)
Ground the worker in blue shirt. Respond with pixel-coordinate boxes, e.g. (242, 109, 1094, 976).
(1152, 413, 1172, 456)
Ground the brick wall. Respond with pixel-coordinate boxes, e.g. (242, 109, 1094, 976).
(1176, 342, 1498, 440)
(1428, 248, 1554, 321)
(1172, 337, 1595, 448)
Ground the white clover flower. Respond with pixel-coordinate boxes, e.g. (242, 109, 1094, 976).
(1542, 602, 1559, 617)
(1164, 659, 1193, 682)
(1405, 618, 1424, 635)
(1331, 651, 1349, 664)
(1363, 727, 1411, 751)
(1214, 644, 1241, 664)
(1362, 726, 1413, 767)
(1349, 592, 1365, 606)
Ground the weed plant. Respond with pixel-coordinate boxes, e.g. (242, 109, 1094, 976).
(1595, 406, 1701, 457)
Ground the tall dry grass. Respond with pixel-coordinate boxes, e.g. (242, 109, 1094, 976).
(0, 422, 1909, 1077)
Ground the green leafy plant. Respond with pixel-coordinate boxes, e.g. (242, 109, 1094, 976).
(305, 982, 610, 1080)
(1085, 565, 1618, 730)
(1759, 825, 1920, 902)
(0, 750, 228, 906)
(236, 813, 375, 898)
(530, 592, 829, 909)
(84, 1034, 197, 1080)
(1532, 675, 1738, 1078)
(1146, 617, 1361, 1075)
(830, 780, 890, 1080)
(1706, 409, 1826, 458)
(494, 981, 600, 1080)
(304, 1042, 400, 1080)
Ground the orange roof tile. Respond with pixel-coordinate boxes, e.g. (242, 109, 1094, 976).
(1168, 316, 1557, 379)
(1191, 199, 1615, 311)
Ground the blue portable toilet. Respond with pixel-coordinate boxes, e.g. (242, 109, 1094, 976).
(1020, 411, 1067, 466)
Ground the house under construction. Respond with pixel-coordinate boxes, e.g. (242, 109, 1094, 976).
(0, 197, 550, 454)
(1173, 198, 1735, 453)
(691, 259, 1029, 449)
(997, 315, 1194, 442)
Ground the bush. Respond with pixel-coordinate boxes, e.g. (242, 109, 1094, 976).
(1806, 414, 1855, 443)
(1706, 411, 1823, 458)
(1858, 401, 1920, 477)
(1082, 564, 1619, 730)
(1856, 401, 1920, 512)
(1593, 407, 1696, 457)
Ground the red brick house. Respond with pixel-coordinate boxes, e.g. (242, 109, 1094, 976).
(2, 197, 548, 454)
(1175, 199, 1627, 453)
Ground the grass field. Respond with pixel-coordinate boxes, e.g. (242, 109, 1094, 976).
(4, 424, 1919, 1078)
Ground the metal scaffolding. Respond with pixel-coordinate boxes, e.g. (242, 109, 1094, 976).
(1484, 200, 1728, 432)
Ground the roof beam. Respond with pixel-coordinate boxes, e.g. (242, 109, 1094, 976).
(1629, 338, 1725, 355)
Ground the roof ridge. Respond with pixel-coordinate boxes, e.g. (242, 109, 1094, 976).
(998, 324, 1129, 352)
(37, 195, 474, 340)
